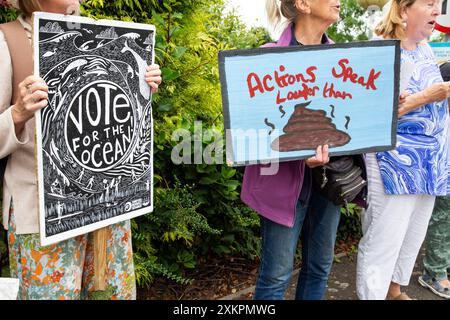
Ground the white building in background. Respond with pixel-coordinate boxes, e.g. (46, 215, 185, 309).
(226, 0, 267, 27)
(225, 0, 283, 38)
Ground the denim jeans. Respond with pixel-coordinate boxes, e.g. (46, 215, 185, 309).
(254, 191, 341, 300)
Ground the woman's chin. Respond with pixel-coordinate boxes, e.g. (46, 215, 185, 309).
(331, 14, 340, 24)
(421, 30, 433, 40)
(325, 15, 340, 26)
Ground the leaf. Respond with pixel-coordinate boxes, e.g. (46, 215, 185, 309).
(183, 261, 195, 269)
(157, 102, 173, 112)
(152, 11, 165, 26)
(173, 12, 183, 20)
(195, 164, 209, 173)
(161, 67, 180, 81)
(173, 46, 187, 59)
(214, 245, 231, 255)
(221, 167, 236, 179)
(163, 2, 172, 12)
(222, 234, 235, 242)
(153, 174, 163, 183)
(223, 180, 239, 189)
(199, 176, 217, 185)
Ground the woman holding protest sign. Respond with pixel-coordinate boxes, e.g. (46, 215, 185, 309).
(240, 0, 367, 300)
(356, 0, 450, 300)
(0, 0, 162, 299)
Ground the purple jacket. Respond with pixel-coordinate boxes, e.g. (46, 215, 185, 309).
(240, 25, 362, 228)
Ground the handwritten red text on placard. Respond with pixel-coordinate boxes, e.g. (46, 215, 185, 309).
(246, 58, 381, 105)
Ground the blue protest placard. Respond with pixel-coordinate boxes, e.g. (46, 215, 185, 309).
(219, 40, 400, 166)
(430, 42, 450, 62)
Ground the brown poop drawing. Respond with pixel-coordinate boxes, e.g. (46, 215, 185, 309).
(271, 101, 350, 152)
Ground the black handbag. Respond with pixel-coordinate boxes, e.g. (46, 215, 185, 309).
(311, 155, 367, 206)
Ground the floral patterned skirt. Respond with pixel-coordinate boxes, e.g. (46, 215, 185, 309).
(8, 204, 136, 300)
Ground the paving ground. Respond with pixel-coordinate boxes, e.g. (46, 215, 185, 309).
(223, 246, 446, 300)
(314, 247, 442, 300)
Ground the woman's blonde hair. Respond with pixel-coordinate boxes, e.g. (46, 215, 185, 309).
(18, 0, 42, 17)
(374, 0, 416, 39)
(266, 0, 298, 27)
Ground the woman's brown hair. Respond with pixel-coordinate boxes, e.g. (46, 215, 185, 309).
(374, 0, 416, 40)
(18, 0, 42, 17)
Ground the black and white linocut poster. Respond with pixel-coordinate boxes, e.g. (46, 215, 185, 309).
(33, 13, 155, 245)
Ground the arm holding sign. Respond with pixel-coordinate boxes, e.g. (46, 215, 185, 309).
(398, 82, 450, 117)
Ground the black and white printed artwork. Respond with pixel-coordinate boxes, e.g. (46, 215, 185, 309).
(33, 12, 155, 245)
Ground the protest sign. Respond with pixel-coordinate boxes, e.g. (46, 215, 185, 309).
(34, 12, 155, 245)
(219, 40, 400, 166)
(430, 42, 450, 63)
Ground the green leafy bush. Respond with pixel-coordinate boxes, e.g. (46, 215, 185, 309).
(339, 203, 363, 241)
(132, 181, 221, 285)
(0, 5, 17, 22)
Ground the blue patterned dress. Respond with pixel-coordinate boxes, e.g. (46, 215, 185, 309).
(376, 43, 450, 195)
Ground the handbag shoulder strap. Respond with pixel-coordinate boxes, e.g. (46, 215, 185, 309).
(0, 19, 33, 104)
